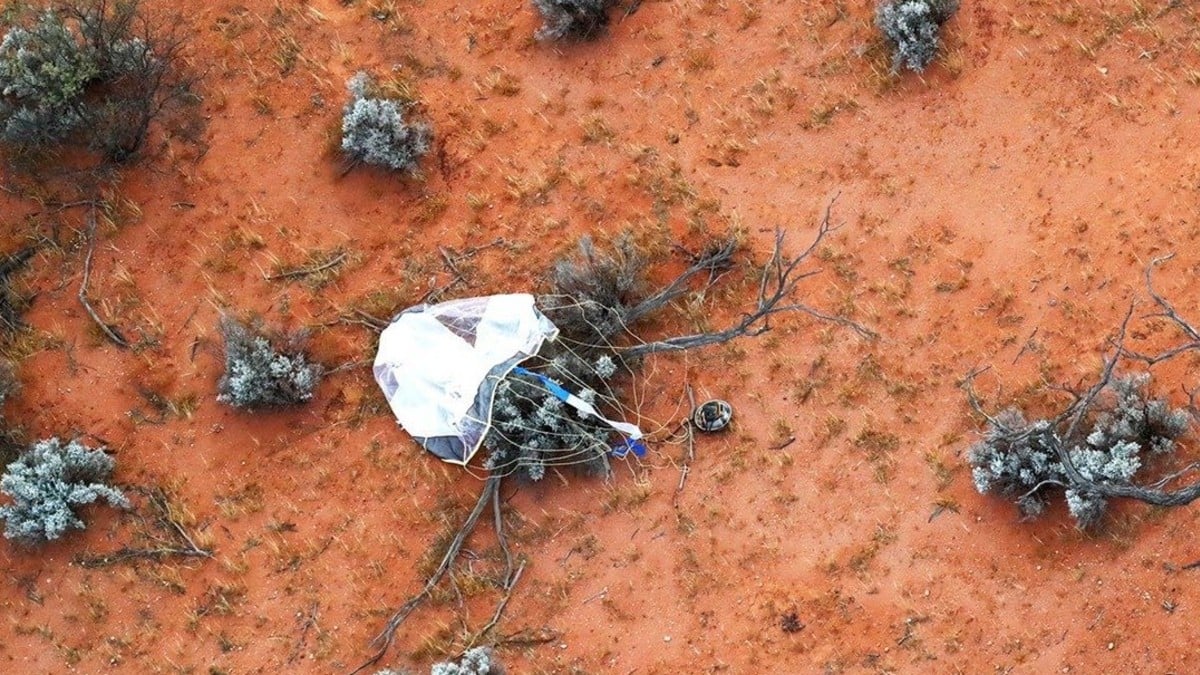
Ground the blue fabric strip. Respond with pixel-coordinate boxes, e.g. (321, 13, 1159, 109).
(511, 367, 646, 459)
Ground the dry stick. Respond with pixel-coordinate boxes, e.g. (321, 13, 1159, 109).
(288, 602, 320, 664)
(149, 490, 213, 560)
(493, 479, 514, 584)
(352, 475, 500, 675)
(80, 205, 130, 348)
(75, 487, 213, 568)
(675, 385, 697, 497)
(1012, 327, 1039, 365)
(622, 199, 875, 359)
(464, 560, 527, 651)
(266, 250, 348, 281)
(495, 627, 561, 648)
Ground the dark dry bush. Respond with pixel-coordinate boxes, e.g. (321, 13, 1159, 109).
(531, 0, 618, 42)
(0, 0, 196, 164)
(216, 315, 322, 410)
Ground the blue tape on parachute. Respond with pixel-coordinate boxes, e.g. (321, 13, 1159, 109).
(512, 367, 646, 459)
(612, 438, 647, 459)
(512, 367, 571, 402)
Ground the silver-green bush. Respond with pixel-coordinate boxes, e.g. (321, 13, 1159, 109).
(430, 648, 503, 675)
(0, 438, 128, 545)
(341, 72, 431, 174)
(968, 374, 1190, 528)
(217, 315, 322, 409)
(875, 0, 958, 73)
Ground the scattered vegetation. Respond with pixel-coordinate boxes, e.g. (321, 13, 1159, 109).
(0, 438, 128, 545)
(341, 71, 431, 174)
(968, 373, 1190, 528)
(216, 315, 323, 409)
(0, 0, 195, 163)
(531, 0, 617, 42)
(875, 0, 959, 73)
(966, 259, 1200, 528)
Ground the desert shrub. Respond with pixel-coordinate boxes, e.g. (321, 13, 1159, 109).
(969, 373, 1191, 528)
(216, 315, 322, 409)
(0, 437, 128, 545)
(430, 648, 503, 675)
(341, 72, 431, 174)
(482, 233, 740, 481)
(484, 351, 624, 481)
(531, 0, 617, 41)
(547, 233, 648, 351)
(482, 234, 653, 481)
(875, 0, 958, 73)
(0, 0, 194, 162)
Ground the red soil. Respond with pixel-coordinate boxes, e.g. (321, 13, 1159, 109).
(3, 0, 1200, 672)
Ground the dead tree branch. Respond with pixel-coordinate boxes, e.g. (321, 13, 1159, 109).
(352, 475, 500, 674)
(1123, 254, 1200, 365)
(74, 486, 212, 568)
(464, 560, 526, 651)
(622, 200, 875, 359)
(266, 250, 348, 281)
(79, 204, 130, 348)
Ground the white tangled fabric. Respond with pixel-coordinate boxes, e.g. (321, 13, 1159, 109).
(373, 294, 559, 464)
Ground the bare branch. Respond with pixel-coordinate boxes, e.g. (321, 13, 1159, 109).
(79, 204, 130, 348)
(1123, 255, 1200, 364)
(352, 475, 500, 674)
(266, 250, 347, 281)
(74, 486, 212, 568)
(623, 202, 875, 359)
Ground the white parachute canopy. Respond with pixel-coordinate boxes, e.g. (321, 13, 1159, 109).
(373, 294, 558, 465)
(373, 293, 646, 466)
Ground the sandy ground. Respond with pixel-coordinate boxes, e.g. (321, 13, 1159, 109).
(3, 0, 1200, 672)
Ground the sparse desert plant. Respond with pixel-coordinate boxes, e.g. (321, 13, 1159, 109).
(0, 0, 195, 163)
(0, 437, 129, 545)
(968, 373, 1190, 528)
(875, 0, 958, 73)
(216, 315, 322, 409)
(531, 0, 617, 41)
(430, 648, 503, 675)
(341, 72, 431, 174)
(966, 259, 1200, 529)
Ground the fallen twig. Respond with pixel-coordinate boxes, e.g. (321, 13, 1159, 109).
(675, 384, 696, 499)
(464, 560, 526, 650)
(288, 602, 321, 664)
(74, 486, 212, 568)
(495, 627, 560, 648)
(267, 249, 348, 281)
(352, 475, 500, 674)
(79, 204, 130, 348)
